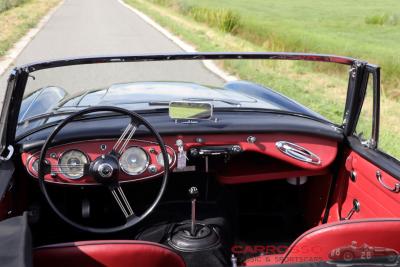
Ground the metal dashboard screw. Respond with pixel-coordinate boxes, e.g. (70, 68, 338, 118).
(247, 136, 256, 143)
(195, 137, 204, 143)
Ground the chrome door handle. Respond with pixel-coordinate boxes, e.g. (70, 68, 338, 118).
(376, 171, 400, 193)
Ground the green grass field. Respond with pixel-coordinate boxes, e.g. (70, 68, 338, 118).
(148, 0, 400, 98)
(0, 0, 27, 13)
(0, 0, 60, 57)
(125, 0, 400, 160)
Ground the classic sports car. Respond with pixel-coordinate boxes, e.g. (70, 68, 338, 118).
(329, 241, 399, 265)
(0, 52, 400, 267)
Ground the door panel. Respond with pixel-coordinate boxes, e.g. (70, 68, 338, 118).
(333, 64, 400, 221)
(338, 150, 400, 220)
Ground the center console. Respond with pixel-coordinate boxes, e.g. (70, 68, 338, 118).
(168, 187, 221, 251)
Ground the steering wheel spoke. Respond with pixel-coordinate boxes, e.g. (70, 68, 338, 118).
(109, 183, 135, 219)
(111, 122, 139, 157)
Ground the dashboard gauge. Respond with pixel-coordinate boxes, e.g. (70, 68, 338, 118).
(27, 157, 40, 177)
(28, 157, 49, 177)
(156, 152, 172, 167)
(32, 158, 39, 174)
(59, 150, 88, 179)
(119, 147, 149, 175)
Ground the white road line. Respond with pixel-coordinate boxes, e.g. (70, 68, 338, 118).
(0, 0, 65, 76)
(117, 0, 237, 82)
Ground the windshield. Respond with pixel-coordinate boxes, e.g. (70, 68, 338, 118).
(18, 57, 351, 135)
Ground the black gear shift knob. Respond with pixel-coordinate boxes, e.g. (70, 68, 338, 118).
(188, 186, 199, 199)
(188, 186, 199, 236)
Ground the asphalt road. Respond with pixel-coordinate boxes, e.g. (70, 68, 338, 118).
(0, 0, 223, 108)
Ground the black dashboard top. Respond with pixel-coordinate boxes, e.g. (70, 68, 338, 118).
(17, 111, 343, 152)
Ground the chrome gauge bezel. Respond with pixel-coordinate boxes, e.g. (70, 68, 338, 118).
(156, 152, 172, 167)
(58, 149, 90, 179)
(27, 156, 39, 177)
(32, 158, 39, 174)
(119, 146, 150, 175)
(27, 156, 51, 178)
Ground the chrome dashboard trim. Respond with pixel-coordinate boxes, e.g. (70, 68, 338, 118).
(276, 141, 321, 165)
(26, 138, 177, 185)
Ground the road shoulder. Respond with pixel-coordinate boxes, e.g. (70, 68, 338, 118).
(0, 0, 63, 76)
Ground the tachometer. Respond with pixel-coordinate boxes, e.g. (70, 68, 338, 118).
(59, 150, 89, 179)
(119, 147, 149, 175)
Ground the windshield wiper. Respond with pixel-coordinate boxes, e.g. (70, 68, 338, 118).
(18, 98, 245, 126)
(148, 98, 242, 106)
(183, 97, 242, 106)
(17, 109, 82, 126)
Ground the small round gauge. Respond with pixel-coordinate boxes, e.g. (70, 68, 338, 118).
(28, 158, 49, 177)
(32, 158, 39, 174)
(119, 147, 149, 175)
(156, 152, 172, 167)
(59, 150, 89, 179)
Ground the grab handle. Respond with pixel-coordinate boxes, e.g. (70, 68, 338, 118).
(376, 171, 400, 193)
(276, 141, 320, 165)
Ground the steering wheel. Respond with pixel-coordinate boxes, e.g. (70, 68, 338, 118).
(38, 106, 170, 234)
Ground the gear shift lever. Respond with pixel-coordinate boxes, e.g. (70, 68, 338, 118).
(188, 186, 199, 236)
(168, 186, 220, 251)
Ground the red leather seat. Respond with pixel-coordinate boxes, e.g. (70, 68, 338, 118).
(244, 218, 400, 266)
(34, 240, 186, 267)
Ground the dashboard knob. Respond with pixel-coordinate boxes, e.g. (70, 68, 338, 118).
(188, 186, 199, 199)
(231, 145, 242, 153)
(190, 148, 199, 157)
(148, 165, 158, 174)
(247, 136, 257, 143)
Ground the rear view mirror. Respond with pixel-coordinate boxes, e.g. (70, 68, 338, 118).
(169, 101, 213, 120)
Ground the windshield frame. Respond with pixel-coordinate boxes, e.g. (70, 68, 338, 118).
(21, 52, 358, 72)
(2, 52, 369, 156)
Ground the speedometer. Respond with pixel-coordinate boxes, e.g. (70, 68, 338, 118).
(119, 147, 149, 175)
(59, 150, 88, 179)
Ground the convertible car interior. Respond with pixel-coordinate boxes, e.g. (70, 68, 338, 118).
(0, 53, 399, 267)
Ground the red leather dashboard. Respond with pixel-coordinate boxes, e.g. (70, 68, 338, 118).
(21, 133, 338, 185)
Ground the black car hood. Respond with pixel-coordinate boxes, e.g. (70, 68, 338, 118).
(59, 81, 276, 109)
(21, 81, 323, 116)
(17, 81, 327, 136)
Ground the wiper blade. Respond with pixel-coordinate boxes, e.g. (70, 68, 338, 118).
(212, 107, 333, 125)
(17, 109, 80, 126)
(148, 98, 242, 106)
(17, 103, 168, 126)
(148, 101, 169, 106)
(182, 97, 242, 106)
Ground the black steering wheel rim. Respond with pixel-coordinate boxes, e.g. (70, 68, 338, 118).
(38, 106, 170, 234)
